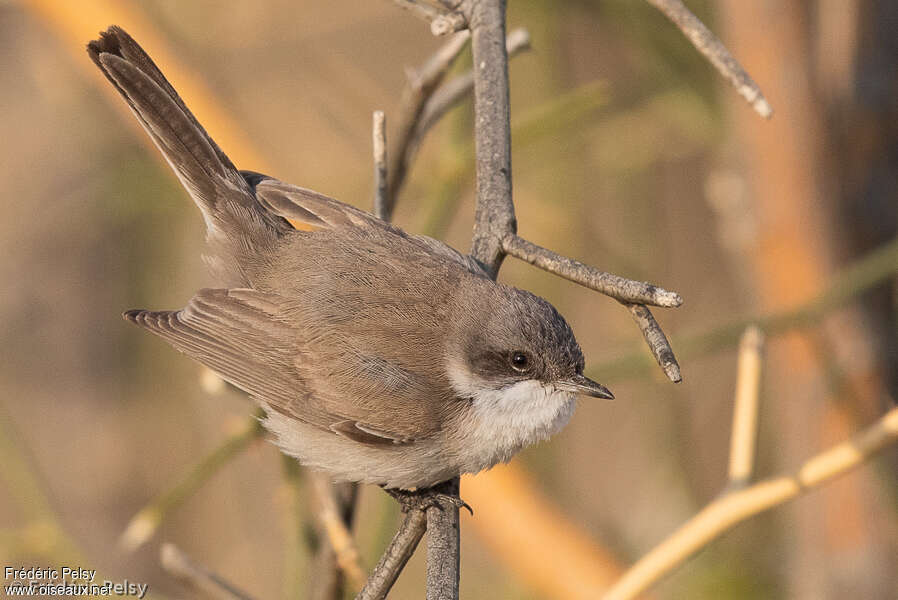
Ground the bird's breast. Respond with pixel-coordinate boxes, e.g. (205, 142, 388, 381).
(447, 365, 576, 474)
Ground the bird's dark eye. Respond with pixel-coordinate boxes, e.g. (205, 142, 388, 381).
(510, 351, 531, 372)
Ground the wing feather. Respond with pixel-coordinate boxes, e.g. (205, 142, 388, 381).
(250, 175, 489, 277)
(125, 288, 434, 444)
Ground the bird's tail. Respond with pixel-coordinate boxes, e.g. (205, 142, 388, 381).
(87, 26, 288, 284)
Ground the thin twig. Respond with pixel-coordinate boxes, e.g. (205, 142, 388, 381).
(728, 326, 764, 486)
(392, 0, 468, 36)
(356, 509, 428, 600)
(372, 111, 388, 220)
(592, 234, 898, 383)
(502, 234, 683, 308)
(645, 0, 772, 118)
(624, 303, 682, 383)
(416, 28, 531, 140)
(310, 480, 361, 600)
(500, 231, 685, 382)
(161, 543, 256, 600)
(385, 30, 471, 220)
(120, 414, 264, 551)
(310, 473, 366, 589)
(604, 406, 898, 600)
(388, 27, 530, 218)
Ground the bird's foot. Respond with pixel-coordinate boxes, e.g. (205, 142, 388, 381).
(383, 483, 474, 516)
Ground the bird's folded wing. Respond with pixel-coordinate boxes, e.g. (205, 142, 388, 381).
(249, 175, 488, 277)
(125, 288, 428, 445)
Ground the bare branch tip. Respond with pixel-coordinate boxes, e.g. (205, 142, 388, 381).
(430, 12, 468, 36)
(658, 290, 684, 308)
(506, 27, 532, 52)
(740, 325, 765, 350)
(664, 361, 683, 383)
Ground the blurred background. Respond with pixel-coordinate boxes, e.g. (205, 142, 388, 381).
(1, 0, 897, 598)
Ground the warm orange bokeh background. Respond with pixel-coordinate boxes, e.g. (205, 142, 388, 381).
(2, 1, 896, 598)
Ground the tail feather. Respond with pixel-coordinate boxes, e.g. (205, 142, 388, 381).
(87, 26, 289, 285)
(87, 26, 237, 175)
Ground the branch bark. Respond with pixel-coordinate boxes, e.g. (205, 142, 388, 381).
(425, 478, 462, 600)
(356, 509, 428, 600)
(645, 0, 772, 118)
(372, 111, 388, 220)
(392, 0, 468, 36)
(624, 303, 682, 383)
(502, 234, 682, 307)
(466, 0, 515, 277)
(386, 30, 471, 220)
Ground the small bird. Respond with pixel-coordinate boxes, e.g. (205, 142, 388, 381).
(88, 26, 613, 490)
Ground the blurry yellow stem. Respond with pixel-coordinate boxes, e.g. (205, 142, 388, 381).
(604, 406, 898, 600)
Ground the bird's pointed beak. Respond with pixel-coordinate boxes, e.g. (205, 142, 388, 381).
(555, 373, 614, 399)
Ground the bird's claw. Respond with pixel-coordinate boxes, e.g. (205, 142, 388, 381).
(384, 485, 474, 516)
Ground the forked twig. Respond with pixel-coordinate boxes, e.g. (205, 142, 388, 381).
(501, 234, 683, 382)
(604, 403, 898, 600)
(646, 0, 773, 118)
(416, 28, 531, 143)
(392, 0, 468, 36)
(603, 328, 894, 599)
(385, 30, 471, 220)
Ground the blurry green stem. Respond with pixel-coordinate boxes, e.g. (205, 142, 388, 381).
(0, 409, 85, 563)
(0, 409, 56, 522)
(120, 412, 265, 551)
(592, 235, 898, 382)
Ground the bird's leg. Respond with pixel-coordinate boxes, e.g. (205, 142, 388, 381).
(383, 481, 474, 516)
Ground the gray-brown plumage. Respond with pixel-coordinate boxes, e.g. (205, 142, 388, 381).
(90, 26, 612, 489)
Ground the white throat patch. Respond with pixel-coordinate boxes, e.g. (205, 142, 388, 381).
(447, 360, 576, 473)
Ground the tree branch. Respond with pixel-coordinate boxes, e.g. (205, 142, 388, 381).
(385, 30, 471, 221)
(645, 0, 772, 118)
(372, 111, 388, 220)
(425, 478, 462, 600)
(502, 234, 682, 307)
(387, 27, 531, 217)
(624, 303, 682, 383)
(466, 0, 515, 277)
(356, 509, 427, 600)
(592, 234, 898, 384)
(416, 27, 530, 142)
(392, 0, 468, 36)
